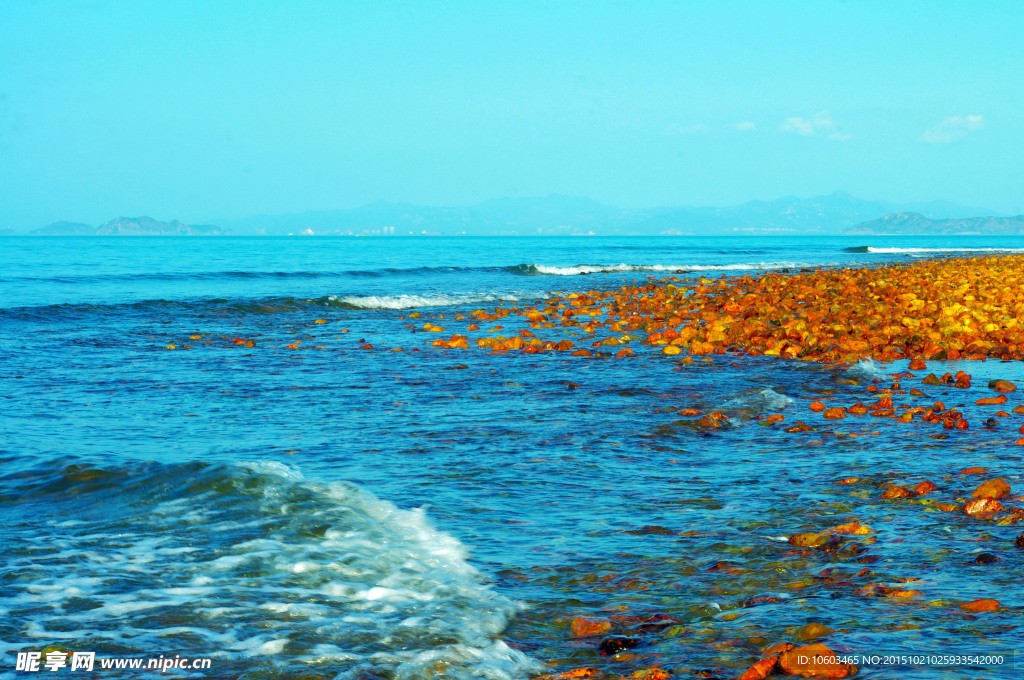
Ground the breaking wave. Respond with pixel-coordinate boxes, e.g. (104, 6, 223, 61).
(0, 459, 541, 679)
(512, 262, 806, 276)
(328, 293, 520, 310)
(845, 246, 1024, 254)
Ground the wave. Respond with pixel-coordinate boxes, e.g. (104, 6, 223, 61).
(1, 291, 527, 318)
(0, 459, 541, 679)
(328, 293, 520, 310)
(512, 262, 806, 276)
(724, 387, 794, 413)
(845, 246, 1024, 254)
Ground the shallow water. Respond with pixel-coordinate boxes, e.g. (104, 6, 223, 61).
(1, 235, 1022, 678)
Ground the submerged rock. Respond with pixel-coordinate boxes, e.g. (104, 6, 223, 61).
(598, 635, 640, 656)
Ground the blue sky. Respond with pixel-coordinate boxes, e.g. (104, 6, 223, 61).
(0, 1, 1021, 227)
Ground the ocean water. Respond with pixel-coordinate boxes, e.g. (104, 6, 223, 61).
(1, 235, 1023, 679)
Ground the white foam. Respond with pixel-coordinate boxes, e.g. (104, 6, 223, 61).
(330, 293, 519, 309)
(725, 387, 793, 412)
(3, 462, 541, 679)
(846, 359, 887, 380)
(529, 262, 805, 275)
(866, 247, 1024, 253)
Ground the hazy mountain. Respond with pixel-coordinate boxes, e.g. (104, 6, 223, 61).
(220, 192, 997, 235)
(847, 212, 1024, 235)
(28, 193, 1000, 236)
(222, 195, 619, 235)
(95, 217, 227, 235)
(26, 217, 228, 235)
(31, 221, 96, 235)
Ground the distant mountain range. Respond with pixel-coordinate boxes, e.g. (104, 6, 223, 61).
(10, 193, 1015, 236)
(29, 216, 228, 236)
(845, 212, 1024, 235)
(219, 192, 999, 236)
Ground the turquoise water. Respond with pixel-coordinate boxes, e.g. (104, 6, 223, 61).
(1, 235, 1022, 679)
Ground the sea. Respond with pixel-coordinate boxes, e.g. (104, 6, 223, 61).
(1, 235, 1022, 679)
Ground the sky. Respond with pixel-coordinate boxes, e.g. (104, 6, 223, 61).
(0, 1, 1021, 228)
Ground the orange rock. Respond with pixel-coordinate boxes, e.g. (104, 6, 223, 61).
(990, 379, 1017, 392)
(963, 498, 1002, 518)
(975, 395, 1007, 405)
(740, 656, 778, 680)
(809, 401, 826, 412)
(826, 521, 872, 535)
(789, 532, 828, 548)
(871, 396, 894, 410)
(822, 407, 847, 419)
(957, 467, 989, 475)
(908, 358, 927, 370)
(972, 478, 1011, 499)
(538, 668, 597, 680)
(784, 421, 814, 433)
(569, 616, 611, 637)
(766, 414, 785, 422)
(847, 403, 869, 415)
(881, 486, 913, 499)
(630, 670, 671, 680)
(778, 643, 856, 678)
(762, 642, 796, 657)
(960, 598, 1000, 613)
(914, 480, 937, 496)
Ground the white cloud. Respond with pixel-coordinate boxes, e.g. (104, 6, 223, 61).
(782, 117, 818, 136)
(781, 111, 850, 141)
(921, 115, 985, 144)
(733, 121, 756, 131)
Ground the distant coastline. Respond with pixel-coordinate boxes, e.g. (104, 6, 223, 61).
(9, 192, 1019, 237)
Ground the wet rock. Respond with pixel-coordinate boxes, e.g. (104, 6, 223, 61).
(740, 656, 778, 680)
(630, 669, 671, 680)
(762, 642, 796, 657)
(972, 552, 999, 564)
(789, 532, 828, 548)
(598, 636, 640, 656)
(972, 478, 1010, 499)
(914, 480, 937, 495)
(881, 486, 913, 499)
(960, 598, 1000, 613)
(570, 616, 611, 638)
(963, 498, 1002, 519)
(793, 622, 835, 642)
(778, 643, 857, 678)
(989, 379, 1017, 392)
(538, 668, 597, 680)
(1015, 533, 1024, 549)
